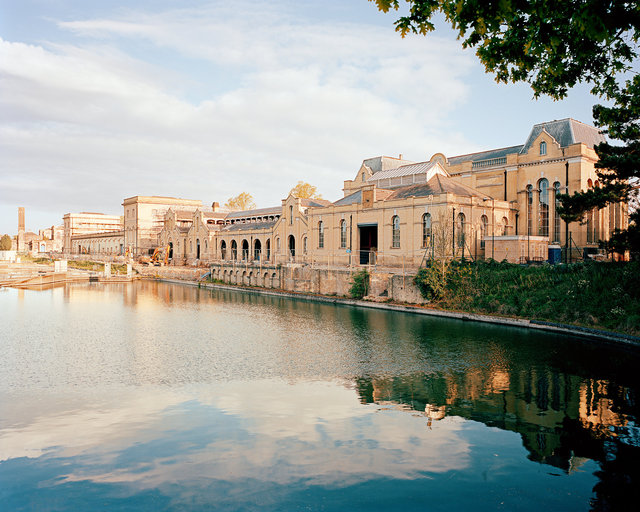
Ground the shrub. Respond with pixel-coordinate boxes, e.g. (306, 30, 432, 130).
(0, 234, 11, 250)
(350, 269, 369, 299)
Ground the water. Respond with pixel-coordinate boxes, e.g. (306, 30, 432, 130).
(1, 281, 638, 511)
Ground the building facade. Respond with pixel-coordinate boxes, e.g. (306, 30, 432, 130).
(63, 212, 123, 254)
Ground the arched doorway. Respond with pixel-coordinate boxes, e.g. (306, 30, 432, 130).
(220, 240, 227, 260)
(196, 239, 201, 259)
(288, 235, 295, 259)
(241, 239, 249, 260)
(168, 241, 173, 259)
(254, 239, 262, 261)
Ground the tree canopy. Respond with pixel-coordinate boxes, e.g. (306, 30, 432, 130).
(0, 234, 12, 251)
(372, 0, 640, 256)
(289, 181, 323, 200)
(224, 192, 256, 211)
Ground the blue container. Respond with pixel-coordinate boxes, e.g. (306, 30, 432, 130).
(548, 245, 562, 264)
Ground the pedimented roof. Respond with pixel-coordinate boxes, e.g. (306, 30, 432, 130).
(226, 206, 281, 218)
(221, 220, 277, 232)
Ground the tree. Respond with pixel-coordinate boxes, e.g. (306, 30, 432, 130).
(224, 192, 256, 211)
(289, 181, 323, 200)
(372, 0, 640, 255)
(0, 234, 11, 250)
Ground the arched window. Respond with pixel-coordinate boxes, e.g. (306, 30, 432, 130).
(422, 213, 431, 248)
(526, 184, 533, 235)
(480, 215, 488, 249)
(220, 240, 226, 260)
(540, 141, 547, 155)
(241, 239, 249, 260)
(288, 235, 295, 258)
(362, 172, 366, 182)
(254, 239, 261, 260)
(538, 178, 549, 237)
(265, 239, 271, 260)
(340, 219, 347, 248)
(318, 221, 324, 248)
(553, 182, 562, 242)
(391, 215, 400, 248)
(502, 217, 509, 236)
(457, 212, 466, 249)
(196, 238, 201, 259)
(303, 236, 308, 253)
(231, 240, 237, 260)
(289, 205, 293, 225)
(276, 237, 280, 253)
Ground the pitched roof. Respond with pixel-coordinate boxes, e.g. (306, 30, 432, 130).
(386, 173, 486, 200)
(221, 220, 277, 232)
(362, 156, 415, 173)
(300, 198, 331, 207)
(520, 118, 605, 153)
(367, 161, 439, 181)
(226, 206, 281, 219)
(333, 190, 362, 206)
(448, 145, 523, 166)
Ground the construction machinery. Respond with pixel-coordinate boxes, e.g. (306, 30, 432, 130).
(150, 245, 171, 266)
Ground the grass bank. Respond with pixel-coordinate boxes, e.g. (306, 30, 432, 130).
(414, 260, 640, 336)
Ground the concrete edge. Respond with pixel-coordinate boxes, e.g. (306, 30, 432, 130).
(151, 277, 640, 349)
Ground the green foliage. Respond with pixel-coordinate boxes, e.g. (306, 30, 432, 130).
(0, 234, 12, 250)
(350, 269, 370, 299)
(415, 260, 640, 335)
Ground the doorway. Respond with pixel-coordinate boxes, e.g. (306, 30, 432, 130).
(358, 224, 378, 264)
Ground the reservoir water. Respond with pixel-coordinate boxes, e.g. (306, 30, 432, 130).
(1, 281, 639, 511)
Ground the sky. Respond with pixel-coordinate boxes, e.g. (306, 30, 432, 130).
(0, 0, 610, 235)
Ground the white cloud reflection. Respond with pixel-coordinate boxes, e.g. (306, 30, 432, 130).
(0, 379, 469, 490)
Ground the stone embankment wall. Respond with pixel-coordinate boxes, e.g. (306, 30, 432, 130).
(182, 263, 425, 304)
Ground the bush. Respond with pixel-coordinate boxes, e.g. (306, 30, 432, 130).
(350, 269, 369, 299)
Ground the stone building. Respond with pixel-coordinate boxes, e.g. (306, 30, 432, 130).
(63, 212, 123, 254)
(71, 230, 125, 256)
(122, 196, 202, 257)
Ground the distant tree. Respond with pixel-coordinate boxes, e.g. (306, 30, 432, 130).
(371, 0, 640, 255)
(289, 181, 323, 200)
(0, 234, 11, 250)
(224, 192, 256, 211)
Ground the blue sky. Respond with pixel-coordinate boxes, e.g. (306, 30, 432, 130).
(0, 0, 609, 235)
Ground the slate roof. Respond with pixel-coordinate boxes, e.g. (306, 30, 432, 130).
(367, 161, 438, 181)
(363, 156, 415, 173)
(226, 206, 281, 219)
(448, 145, 523, 166)
(333, 190, 362, 206)
(520, 118, 605, 153)
(300, 198, 331, 207)
(221, 220, 278, 232)
(386, 173, 487, 200)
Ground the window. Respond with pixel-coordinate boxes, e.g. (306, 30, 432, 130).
(502, 217, 509, 236)
(231, 240, 237, 260)
(392, 215, 400, 248)
(340, 219, 347, 249)
(266, 239, 271, 260)
(276, 237, 280, 253)
(480, 215, 488, 249)
(538, 178, 549, 237)
(318, 221, 324, 248)
(241, 239, 249, 260)
(289, 205, 293, 225)
(362, 172, 366, 182)
(303, 237, 307, 253)
(540, 141, 547, 155)
(422, 213, 431, 248)
(526, 185, 533, 235)
(553, 182, 562, 242)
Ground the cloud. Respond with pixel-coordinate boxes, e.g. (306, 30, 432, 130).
(0, 1, 475, 233)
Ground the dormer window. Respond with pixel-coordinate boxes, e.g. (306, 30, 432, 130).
(540, 141, 547, 156)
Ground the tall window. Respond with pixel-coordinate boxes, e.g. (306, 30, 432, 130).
(289, 205, 293, 225)
(457, 213, 466, 249)
(303, 236, 308, 253)
(340, 220, 347, 248)
(231, 240, 237, 260)
(266, 239, 271, 260)
(391, 215, 400, 248)
(480, 215, 488, 249)
(538, 178, 549, 237)
(422, 213, 432, 248)
(220, 240, 227, 260)
(502, 217, 509, 236)
(526, 185, 533, 235)
(318, 221, 324, 248)
(553, 182, 562, 242)
(540, 141, 547, 155)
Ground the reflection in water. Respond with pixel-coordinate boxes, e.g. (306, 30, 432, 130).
(0, 281, 638, 511)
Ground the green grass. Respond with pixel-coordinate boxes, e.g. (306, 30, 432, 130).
(414, 260, 640, 335)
